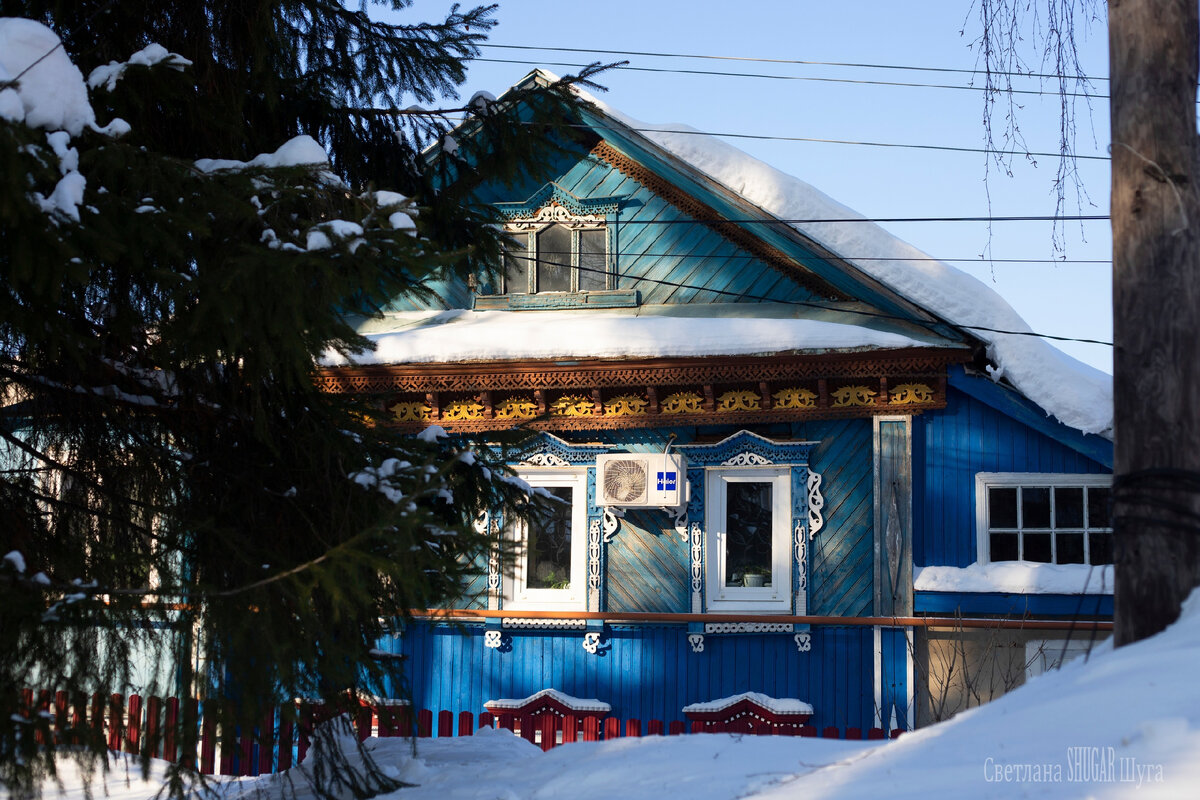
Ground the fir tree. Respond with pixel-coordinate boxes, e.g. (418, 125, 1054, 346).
(0, 3, 609, 797)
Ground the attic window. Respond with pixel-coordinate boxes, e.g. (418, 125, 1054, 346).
(499, 205, 609, 294)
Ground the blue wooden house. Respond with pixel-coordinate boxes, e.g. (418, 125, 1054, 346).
(320, 70, 1115, 733)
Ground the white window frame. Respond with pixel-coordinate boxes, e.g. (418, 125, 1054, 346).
(504, 467, 588, 611)
(704, 467, 792, 613)
(501, 211, 609, 294)
(975, 473, 1113, 566)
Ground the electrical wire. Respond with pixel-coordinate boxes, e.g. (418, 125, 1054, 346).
(526, 250, 1111, 265)
(497, 251, 1114, 347)
(366, 112, 1110, 162)
(530, 120, 1111, 161)
(1, 0, 121, 88)
(483, 42, 1109, 84)
(502, 214, 1109, 226)
(474, 57, 1108, 100)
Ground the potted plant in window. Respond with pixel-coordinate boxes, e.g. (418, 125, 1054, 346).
(741, 565, 770, 587)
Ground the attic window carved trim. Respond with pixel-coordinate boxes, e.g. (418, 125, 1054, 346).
(504, 203, 606, 232)
(496, 202, 611, 295)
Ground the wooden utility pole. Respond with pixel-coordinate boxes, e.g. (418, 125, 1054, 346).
(1109, 0, 1200, 645)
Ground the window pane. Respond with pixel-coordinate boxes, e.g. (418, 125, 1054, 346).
(503, 233, 528, 293)
(725, 481, 773, 587)
(1057, 532, 1084, 564)
(990, 532, 1019, 562)
(1089, 532, 1114, 565)
(1055, 487, 1084, 528)
(526, 486, 573, 589)
(536, 224, 572, 291)
(1088, 487, 1112, 529)
(989, 487, 1018, 528)
(1024, 532, 1052, 562)
(1022, 487, 1051, 528)
(578, 229, 607, 290)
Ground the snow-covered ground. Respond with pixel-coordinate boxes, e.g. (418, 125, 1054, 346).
(39, 590, 1200, 799)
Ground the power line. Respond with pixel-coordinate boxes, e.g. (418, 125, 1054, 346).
(530, 120, 1111, 162)
(2, 0, 121, 88)
(383, 112, 1110, 162)
(504, 214, 1109, 226)
(474, 57, 1108, 100)
(498, 251, 1113, 347)
(483, 42, 1109, 84)
(518, 250, 1110, 265)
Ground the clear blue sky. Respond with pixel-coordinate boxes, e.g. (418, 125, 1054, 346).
(388, 2, 1114, 373)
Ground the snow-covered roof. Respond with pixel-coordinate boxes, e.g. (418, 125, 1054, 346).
(325, 303, 954, 367)
(543, 71, 1112, 438)
(914, 562, 1113, 595)
(483, 688, 611, 714)
(682, 692, 814, 717)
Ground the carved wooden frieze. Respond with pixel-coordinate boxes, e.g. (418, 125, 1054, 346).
(318, 349, 965, 432)
(316, 349, 962, 395)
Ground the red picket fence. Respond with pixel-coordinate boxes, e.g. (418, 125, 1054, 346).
(16, 689, 904, 777)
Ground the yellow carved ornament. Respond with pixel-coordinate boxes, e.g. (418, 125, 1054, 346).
(831, 385, 878, 407)
(389, 401, 430, 423)
(773, 387, 817, 409)
(716, 390, 760, 413)
(442, 398, 485, 420)
(889, 383, 935, 405)
(549, 395, 594, 417)
(494, 396, 538, 419)
(604, 393, 649, 416)
(661, 392, 703, 415)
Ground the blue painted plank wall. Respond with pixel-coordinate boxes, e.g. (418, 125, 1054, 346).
(380, 621, 880, 733)
(384, 145, 826, 311)
(559, 420, 873, 617)
(798, 419, 874, 617)
(914, 388, 1109, 567)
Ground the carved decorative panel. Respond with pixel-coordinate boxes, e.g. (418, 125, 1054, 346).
(773, 387, 817, 409)
(889, 382, 935, 404)
(716, 390, 760, 413)
(319, 350, 964, 432)
(661, 392, 703, 414)
(831, 385, 878, 407)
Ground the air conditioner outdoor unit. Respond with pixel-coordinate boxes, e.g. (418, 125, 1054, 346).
(595, 453, 689, 508)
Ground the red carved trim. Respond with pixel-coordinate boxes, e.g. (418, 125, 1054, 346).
(483, 696, 607, 721)
(683, 697, 812, 727)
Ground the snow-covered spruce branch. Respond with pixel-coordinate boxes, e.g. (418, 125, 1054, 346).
(2, 476, 468, 603)
(0, 426, 160, 512)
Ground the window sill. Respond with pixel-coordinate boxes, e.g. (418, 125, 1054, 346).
(705, 597, 793, 614)
(474, 289, 640, 311)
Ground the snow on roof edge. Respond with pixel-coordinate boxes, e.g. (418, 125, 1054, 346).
(483, 688, 611, 713)
(519, 69, 1112, 439)
(682, 691, 814, 716)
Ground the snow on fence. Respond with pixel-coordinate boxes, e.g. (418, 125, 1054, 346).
(17, 688, 902, 777)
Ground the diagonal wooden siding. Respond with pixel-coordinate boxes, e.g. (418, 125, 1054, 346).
(799, 418, 874, 617)
(384, 147, 826, 310)
(914, 388, 1109, 567)
(607, 508, 689, 613)
(559, 421, 875, 617)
